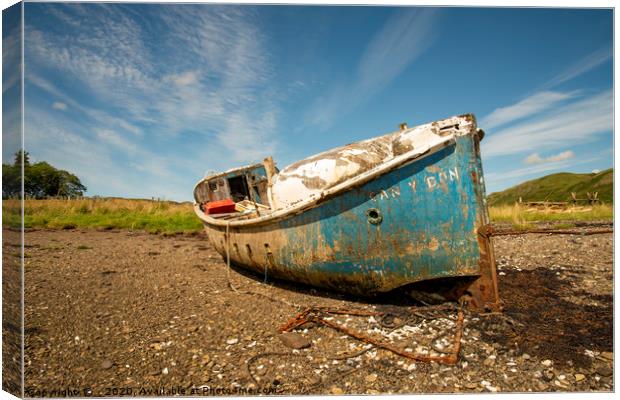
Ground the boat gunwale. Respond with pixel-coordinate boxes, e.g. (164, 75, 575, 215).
(193, 135, 462, 228)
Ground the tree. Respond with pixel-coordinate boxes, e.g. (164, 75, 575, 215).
(14, 149, 30, 167)
(2, 150, 87, 198)
(56, 170, 87, 197)
(2, 162, 20, 198)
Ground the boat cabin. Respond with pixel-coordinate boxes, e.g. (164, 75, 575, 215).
(194, 160, 276, 218)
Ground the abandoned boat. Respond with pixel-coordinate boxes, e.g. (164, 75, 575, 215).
(193, 114, 499, 310)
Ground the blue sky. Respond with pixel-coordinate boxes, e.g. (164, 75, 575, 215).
(3, 3, 613, 201)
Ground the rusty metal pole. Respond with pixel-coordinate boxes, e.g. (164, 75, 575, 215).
(464, 129, 501, 311)
(468, 228, 501, 311)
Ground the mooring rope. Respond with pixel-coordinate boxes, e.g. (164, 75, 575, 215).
(225, 221, 239, 293)
(223, 220, 301, 309)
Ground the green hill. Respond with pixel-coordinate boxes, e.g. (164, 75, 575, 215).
(487, 168, 613, 206)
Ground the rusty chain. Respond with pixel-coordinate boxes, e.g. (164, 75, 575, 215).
(279, 304, 465, 365)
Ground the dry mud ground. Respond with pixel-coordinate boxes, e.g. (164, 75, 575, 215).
(9, 225, 613, 396)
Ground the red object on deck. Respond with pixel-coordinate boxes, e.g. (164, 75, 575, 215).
(205, 198, 236, 215)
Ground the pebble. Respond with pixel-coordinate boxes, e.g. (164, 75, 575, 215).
(600, 351, 613, 361)
(541, 359, 553, 367)
(483, 357, 495, 366)
(595, 365, 612, 377)
(464, 382, 478, 389)
(521, 353, 531, 360)
(226, 338, 239, 345)
(574, 374, 586, 382)
(278, 332, 311, 349)
(330, 387, 344, 395)
(101, 360, 113, 369)
(365, 374, 378, 383)
(543, 370, 555, 381)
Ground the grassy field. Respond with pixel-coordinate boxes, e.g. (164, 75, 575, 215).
(488, 168, 613, 206)
(489, 203, 613, 228)
(2, 198, 613, 234)
(2, 198, 203, 234)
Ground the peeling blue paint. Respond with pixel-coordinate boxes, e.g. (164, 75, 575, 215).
(262, 134, 486, 293)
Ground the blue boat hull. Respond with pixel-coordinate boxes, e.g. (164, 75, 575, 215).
(201, 132, 498, 307)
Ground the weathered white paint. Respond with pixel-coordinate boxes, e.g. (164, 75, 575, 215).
(269, 115, 474, 209)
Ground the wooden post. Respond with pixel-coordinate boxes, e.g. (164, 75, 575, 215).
(263, 156, 276, 189)
(244, 172, 261, 217)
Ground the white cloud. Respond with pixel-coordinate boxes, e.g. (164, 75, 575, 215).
(2, 23, 21, 95)
(29, 73, 143, 137)
(543, 46, 612, 89)
(2, 105, 22, 161)
(482, 90, 612, 158)
(2, 18, 22, 162)
(305, 8, 439, 129)
(485, 153, 606, 187)
(169, 71, 199, 87)
(356, 8, 438, 98)
(26, 7, 153, 93)
(52, 101, 68, 110)
(95, 129, 136, 153)
(523, 150, 574, 165)
(24, 3, 283, 201)
(25, 108, 187, 199)
(480, 91, 576, 130)
(28, 73, 67, 99)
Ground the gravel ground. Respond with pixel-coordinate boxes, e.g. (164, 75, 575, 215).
(2, 228, 22, 397)
(13, 225, 613, 396)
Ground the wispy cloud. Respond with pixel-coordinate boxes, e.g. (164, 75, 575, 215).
(356, 8, 438, 99)
(168, 71, 200, 87)
(24, 3, 284, 199)
(306, 8, 439, 129)
(2, 17, 22, 161)
(480, 91, 576, 130)
(26, 106, 187, 199)
(486, 152, 607, 186)
(542, 46, 612, 89)
(483, 89, 612, 158)
(2, 24, 20, 95)
(52, 101, 68, 111)
(523, 150, 574, 165)
(28, 72, 143, 137)
(95, 129, 137, 153)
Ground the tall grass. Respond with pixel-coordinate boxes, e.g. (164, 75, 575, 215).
(2, 198, 613, 234)
(489, 203, 613, 226)
(2, 198, 203, 234)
